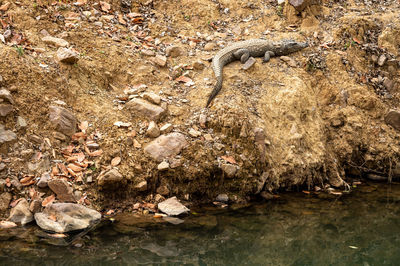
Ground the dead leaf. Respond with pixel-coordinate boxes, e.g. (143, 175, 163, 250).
(88, 149, 103, 157)
(127, 12, 142, 18)
(72, 132, 87, 141)
(51, 166, 60, 176)
(9, 198, 22, 208)
(49, 214, 57, 221)
(106, 209, 115, 215)
(79, 121, 89, 133)
(302, 190, 311, 195)
(20, 175, 34, 185)
(111, 157, 121, 167)
(58, 163, 69, 176)
(67, 163, 84, 172)
(67, 167, 77, 177)
(132, 17, 144, 24)
(221, 155, 237, 165)
(353, 37, 362, 44)
(118, 14, 126, 25)
(42, 194, 55, 207)
(100, 1, 111, 12)
(0, 2, 10, 11)
(74, 0, 87, 6)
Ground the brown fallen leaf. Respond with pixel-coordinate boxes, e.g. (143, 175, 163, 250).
(67, 163, 84, 172)
(111, 157, 121, 167)
(106, 209, 115, 215)
(127, 12, 142, 18)
(42, 194, 55, 207)
(175, 75, 193, 84)
(67, 167, 77, 177)
(89, 149, 103, 157)
(221, 155, 237, 165)
(49, 214, 57, 221)
(132, 17, 144, 24)
(0, 2, 10, 11)
(118, 14, 126, 25)
(58, 163, 69, 176)
(51, 166, 59, 176)
(74, 0, 87, 6)
(20, 175, 34, 185)
(72, 132, 87, 141)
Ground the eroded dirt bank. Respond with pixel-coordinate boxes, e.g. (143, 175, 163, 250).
(0, 0, 400, 220)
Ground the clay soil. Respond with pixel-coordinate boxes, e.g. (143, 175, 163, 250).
(1, 0, 400, 215)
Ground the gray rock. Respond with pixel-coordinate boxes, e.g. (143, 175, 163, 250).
(144, 133, 188, 162)
(157, 161, 169, 171)
(8, 199, 34, 225)
(126, 98, 166, 121)
(42, 36, 69, 47)
(160, 123, 173, 134)
(57, 47, 79, 64)
(188, 128, 201, 137)
(49, 105, 77, 136)
(216, 194, 229, 203)
(134, 180, 147, 191)
(204, 42, 216, 51)
(242, 57, 256, 70)
(34, 203, 101, 233)
(153, 55, 167, 67)
(0, 104, 13, 116)
(48, 179, 76, 202)
(166, 45, 184, 57)
(16, 116, 27, 130)
(377, 54, 387, 66)
(146, 121, 160, 138)
(385, 110, 400, 131)
(158, 196, 189, 216)
(142, 92, 161, 105)
(0, 125, 17, 152)
(37, 172, 51, 188)
(289, 0, 315, 11)
(0, 192, 11, 211)
(0, 89, 14, 104)
(221, 163, 237, 178)
(98, 169, 124, 188)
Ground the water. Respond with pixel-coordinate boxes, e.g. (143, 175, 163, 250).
(1, 183, 400, 265)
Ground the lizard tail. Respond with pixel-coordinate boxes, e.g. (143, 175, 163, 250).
(206, 76, 223, 107)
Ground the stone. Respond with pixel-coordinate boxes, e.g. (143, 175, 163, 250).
(189, 128, 201, 137)
(144, 133, 188, 162)
(146, 121, 160, 138)
(29, 200, 42, 214)
(199, 114, 207, 128)
(0, 192, 11, 211)
(157, 161, 169, 171)
(385, 110, 400, 131)
(0, 88, 14, 104)
(48, 179, 76, 202)
(0, 104, 13, 116)
(34, 203, 101, 233)
(0, 221, 17, 229)
(37, 172, 51, 188)
(204, 42, 216, 51)
(141, 49, 155, 56)
(193, 61, 205, 70)
(49, 105, 77, 136)
(0, 125, 17, 152)
(126, 98, 166, 121)
(9, 199, 34, 225)
(289, 0, 315, 11)
(153, 55, 167, 67)
(142, 92, 161, 105)
(156, 185, 170, 196)
(216, 193, 229, 203)
(135, 180, 147, 191)
(98, 169, 124, 188)
(169, 158, 183, 168)
(42, 36, 69, 47)
(16, 116, 27, 130)
(157, 196, 189, 216)
(260, 191, 274, 200)
(280, 56, 297, 67)
(377, 54, 387, 66)
(57, 47, 79, 64)
(242, 57, 256, 70)
(221, 163, 237, 178)
(160, 123, 173, 134)
(166, 45, 184, 57)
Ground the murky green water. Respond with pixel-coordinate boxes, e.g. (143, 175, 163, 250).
(1, 183, 400, 265)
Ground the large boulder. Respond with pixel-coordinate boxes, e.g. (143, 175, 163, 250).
(144, 133, 188, 162)
(34, 203, 101, 233)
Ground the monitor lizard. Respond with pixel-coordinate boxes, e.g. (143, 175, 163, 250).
(206, 39, 308, 107)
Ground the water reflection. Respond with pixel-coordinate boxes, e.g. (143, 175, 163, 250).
(1, 183, 400, 265)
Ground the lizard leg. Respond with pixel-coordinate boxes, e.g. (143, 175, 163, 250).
(233, 49, 250, 63)
(263, 51, 275, 63)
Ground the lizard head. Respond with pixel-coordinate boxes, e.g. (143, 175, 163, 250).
(276, 40, 308, 55)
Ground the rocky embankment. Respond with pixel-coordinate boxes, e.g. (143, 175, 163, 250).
(0, 0, 399, 236)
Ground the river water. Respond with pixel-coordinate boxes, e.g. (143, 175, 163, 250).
(1, 182, 400, 265)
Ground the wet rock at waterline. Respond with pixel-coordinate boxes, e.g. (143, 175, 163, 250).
(34, 203, 101, 233)
(8, 199, 34, 225)
(157, 196, 189, 216)
(144, 133, 188, 162)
